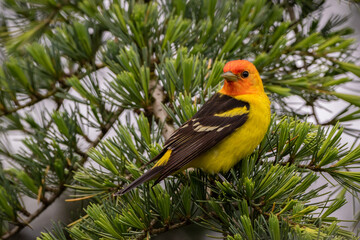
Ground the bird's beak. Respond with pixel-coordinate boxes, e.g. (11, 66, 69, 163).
(221, 71, 238, 82)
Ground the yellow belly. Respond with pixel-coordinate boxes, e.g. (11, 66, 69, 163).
(188, 93, 271, 173)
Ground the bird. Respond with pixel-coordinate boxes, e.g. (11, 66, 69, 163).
(117, 60, 271, 195)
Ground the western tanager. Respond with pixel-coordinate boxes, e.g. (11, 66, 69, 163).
(118, 60, 271, 195)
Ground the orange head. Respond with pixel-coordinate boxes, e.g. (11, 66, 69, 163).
(219, 60, 264, 96)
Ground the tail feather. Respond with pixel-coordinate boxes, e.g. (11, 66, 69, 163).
(115, 166, 164, 195)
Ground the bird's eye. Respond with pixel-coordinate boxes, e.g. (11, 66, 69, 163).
(242, 71, 249, 78)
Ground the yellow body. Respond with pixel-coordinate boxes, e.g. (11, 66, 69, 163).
(188, 93, 270, 173)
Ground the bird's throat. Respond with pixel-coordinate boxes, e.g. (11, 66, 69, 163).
(220, 80, 260, 96)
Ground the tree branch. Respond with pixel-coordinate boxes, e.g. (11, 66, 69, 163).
(0, 63, 107, 118)
(1, 107, 124, 240)
(135, 215, 207, 240)
(0, 87, 60, 117)
(150, 81, 175, 140)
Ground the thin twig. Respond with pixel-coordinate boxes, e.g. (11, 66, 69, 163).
(311, 104, 320, 125)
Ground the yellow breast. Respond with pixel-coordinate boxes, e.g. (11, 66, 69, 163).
(189, 93, 271, 173)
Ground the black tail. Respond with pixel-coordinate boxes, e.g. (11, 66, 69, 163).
(115, 166, 164, 195)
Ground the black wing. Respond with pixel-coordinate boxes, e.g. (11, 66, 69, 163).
(154, 93, 250, 183)
(117, 93, 250, 195)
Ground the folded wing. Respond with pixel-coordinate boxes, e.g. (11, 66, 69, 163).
(154, 93, 250, 182)
(117, 93, 250, 195)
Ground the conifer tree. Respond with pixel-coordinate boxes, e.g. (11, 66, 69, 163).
(1, 0, 360, 239)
